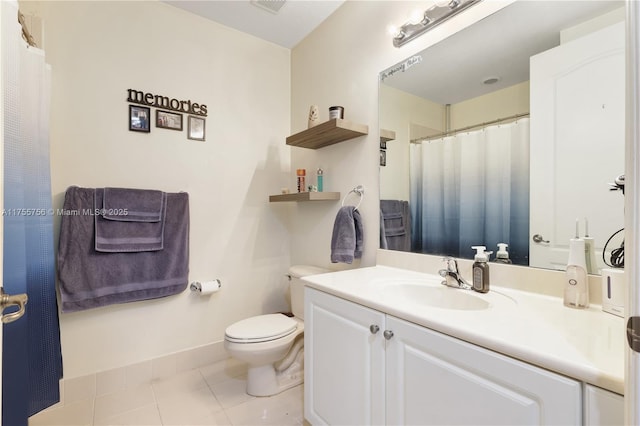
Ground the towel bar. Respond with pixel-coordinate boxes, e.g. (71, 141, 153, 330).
(341, 185, 364, 210)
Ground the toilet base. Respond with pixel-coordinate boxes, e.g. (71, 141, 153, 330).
(246, 347, 304, 397)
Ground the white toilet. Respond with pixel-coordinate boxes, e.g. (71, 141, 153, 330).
(224, 265, 328, 397)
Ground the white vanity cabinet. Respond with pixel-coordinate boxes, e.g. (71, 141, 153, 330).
(385, 315, 581, 425)
(584, 385, 624, 426)
(304, 287, 386, 425)
(304, 287, 582, 425)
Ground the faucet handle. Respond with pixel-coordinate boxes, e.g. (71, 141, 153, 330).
(442, 256, 458, 272)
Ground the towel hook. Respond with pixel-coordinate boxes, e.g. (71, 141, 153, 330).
(341, 185, 365, 209)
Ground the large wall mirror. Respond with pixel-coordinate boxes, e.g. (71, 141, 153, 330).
(379, 1, 625, 274)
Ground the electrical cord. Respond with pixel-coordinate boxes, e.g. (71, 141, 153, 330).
(602, 228, 624, 268)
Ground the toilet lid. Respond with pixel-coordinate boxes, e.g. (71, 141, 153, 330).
(225, 313, 298, 343)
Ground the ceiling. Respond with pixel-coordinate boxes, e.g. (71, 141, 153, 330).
(381, 1, 624, 105)
(163, 0, 345, 49)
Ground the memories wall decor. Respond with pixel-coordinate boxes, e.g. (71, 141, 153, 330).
(126, 88, 206, 140)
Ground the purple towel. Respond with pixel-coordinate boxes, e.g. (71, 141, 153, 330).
(94, 189, 167, 252)
(102, 187, 164, 222)
(57, 186, 189, 312)
(380, 199, 411, 252)
(330, 206, 363, 264)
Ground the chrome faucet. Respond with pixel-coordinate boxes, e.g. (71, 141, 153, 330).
(439, 257, 472, 290)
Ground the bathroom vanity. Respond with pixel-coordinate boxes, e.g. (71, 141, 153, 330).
(302, 266, 624, 425)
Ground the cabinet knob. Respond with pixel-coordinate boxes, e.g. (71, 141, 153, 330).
(383, 330, 394, 340)
(369, 324, 380, 334)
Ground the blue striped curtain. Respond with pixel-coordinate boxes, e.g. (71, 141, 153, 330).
(2, 2, 63, 424)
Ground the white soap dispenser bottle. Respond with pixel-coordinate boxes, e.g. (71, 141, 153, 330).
(495, 243, 512, 264)
(564, 219, 589, 308)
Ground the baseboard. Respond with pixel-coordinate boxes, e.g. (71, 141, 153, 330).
(49, 340, 227, 410)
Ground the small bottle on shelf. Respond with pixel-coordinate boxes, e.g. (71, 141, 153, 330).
(296, 169, 306, 193)
(317, 168, 324, 192)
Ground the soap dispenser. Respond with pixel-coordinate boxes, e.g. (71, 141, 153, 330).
(471, 246, 491, 293)
(495, 243, 512, 264)
(564, 220, 589, 309)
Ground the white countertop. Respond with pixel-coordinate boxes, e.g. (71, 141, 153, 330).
(302, 265, 625, 395)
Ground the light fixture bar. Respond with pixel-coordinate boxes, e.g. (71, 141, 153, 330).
(393, 0, 482, 48)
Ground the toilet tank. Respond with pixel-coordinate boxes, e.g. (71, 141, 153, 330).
(288, 265, 329, 320)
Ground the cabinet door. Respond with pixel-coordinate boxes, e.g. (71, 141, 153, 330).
(304, 288, 386, 425)
(584, 385, 624, 426)
(385, 316, 581, 425)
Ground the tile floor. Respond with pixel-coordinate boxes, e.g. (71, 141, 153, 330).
(29, 358, 304, 426)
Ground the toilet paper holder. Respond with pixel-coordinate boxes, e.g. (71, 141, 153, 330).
(190, 279, 222, 293)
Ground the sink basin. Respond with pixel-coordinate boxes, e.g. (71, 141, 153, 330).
(384, 284, 490, 310)
(379, 280, 491, 311)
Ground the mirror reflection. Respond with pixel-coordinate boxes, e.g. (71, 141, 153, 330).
(379, 1, 625, 273)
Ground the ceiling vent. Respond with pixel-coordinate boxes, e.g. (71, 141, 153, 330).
(250, 0, 287, 14)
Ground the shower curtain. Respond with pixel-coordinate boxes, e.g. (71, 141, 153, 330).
(2, 1, 63, 424)
(409, 118, 530, 265)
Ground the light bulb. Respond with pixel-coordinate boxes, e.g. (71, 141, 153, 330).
(387, 24, 400, 37)
(407, 9, 424, 24)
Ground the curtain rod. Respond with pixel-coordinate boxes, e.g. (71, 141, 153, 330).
(17, 11, 37, 48)
(410, 112, 530, 144)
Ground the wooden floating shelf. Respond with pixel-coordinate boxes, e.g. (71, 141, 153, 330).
(286, 119, 368, 149)
(269, 192, 340, 202)
(380, 129, 396, 142)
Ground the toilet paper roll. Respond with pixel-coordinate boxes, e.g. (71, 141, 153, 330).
(190, 279, 221, 295)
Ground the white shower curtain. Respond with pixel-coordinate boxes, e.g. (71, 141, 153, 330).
(410, 118, 530, 264)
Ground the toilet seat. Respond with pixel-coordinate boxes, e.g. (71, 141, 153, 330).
(225, 313, 298, 343)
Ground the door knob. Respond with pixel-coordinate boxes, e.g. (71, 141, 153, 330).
(1, 288, 28, 324)
(369, 324, 380, 334)
(532, 234, 550, 244)
(383, 330, 394, 340)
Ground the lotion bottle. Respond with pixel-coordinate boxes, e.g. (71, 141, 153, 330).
(564, 220, 589, 308)
(471, 246, 491, 293)
(495, 243, 512, 264)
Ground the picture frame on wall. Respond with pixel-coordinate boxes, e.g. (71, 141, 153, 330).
(380, 150, 386, 167)
(156, 110, 183, 131)
(187, 115, 206, 141)
(129, 105, 150, 133)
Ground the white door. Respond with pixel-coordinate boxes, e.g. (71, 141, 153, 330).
(530, 21, 625, 271)
(304, 288, 386, 425)
(626, 3, 640, 425)
(385, 316, 581, 425)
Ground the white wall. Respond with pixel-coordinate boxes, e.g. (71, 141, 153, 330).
(450, 81, 530, 129)
(379, 84, 444, 201)
(290, 0, 515, 270)
(20, 0, 293, 378)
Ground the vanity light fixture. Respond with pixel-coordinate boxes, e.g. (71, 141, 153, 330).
(392, 0, 482, 48)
